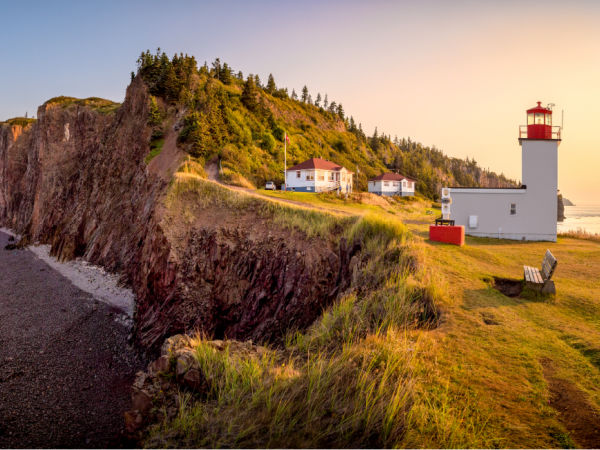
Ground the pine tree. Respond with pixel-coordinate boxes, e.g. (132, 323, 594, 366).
(308, 94, 313, 104)
(336, 103, 344, 120)
(266, 74, 276, 94)
(200, 62, 209, 76)
(291, 89, 298, 100)
(301, 85, 309, 102)
(349, 116, 356, 131)
(211, 58, 222, 78)
(315, 93, 322, 107)
(254, 74, 262, 88)
(220, 62, 233, 84)
(148, 96, 162, 126)
(237, 71, 243, 80)
(328, 101, 337, 113)
(241, 75, 259, 111)
(323, 94, 328, 109)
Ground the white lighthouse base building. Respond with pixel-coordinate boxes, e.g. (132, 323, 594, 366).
(445, 103, 560, 242)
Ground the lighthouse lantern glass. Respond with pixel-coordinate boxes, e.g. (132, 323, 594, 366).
(527, 113, 534, 125)
(546, 114, 552, 125)
(534, 113, 544, 125)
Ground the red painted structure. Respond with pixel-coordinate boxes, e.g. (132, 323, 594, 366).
(429, 225, 465, 246)
(519, 101, 561, 140)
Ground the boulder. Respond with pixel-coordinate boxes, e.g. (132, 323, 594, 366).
(161, 334, 192, 356)
(148, 355, 171, 376)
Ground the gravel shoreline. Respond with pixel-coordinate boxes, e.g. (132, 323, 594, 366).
(0, 231, 143, 448)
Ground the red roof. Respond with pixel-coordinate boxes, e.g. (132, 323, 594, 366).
(286, 158, 346, 172)
(369, 172, 415, 182)
(527, 101, 552, 115)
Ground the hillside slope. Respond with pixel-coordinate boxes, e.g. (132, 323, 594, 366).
(137, 50, 517, 198)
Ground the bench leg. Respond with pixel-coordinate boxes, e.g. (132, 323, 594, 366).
(541, 280, 556, 295)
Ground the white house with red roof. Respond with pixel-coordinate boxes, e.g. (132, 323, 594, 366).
(368, 173, 416, 197)
(285, 158, 353, 193)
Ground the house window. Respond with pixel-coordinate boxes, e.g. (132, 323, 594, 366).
(296, 171, 301, 178)
(329, 172, 334, 181)
(393, 182, 399, 187)
(384, 181, 389, 187)
(510, 203, 517, 215)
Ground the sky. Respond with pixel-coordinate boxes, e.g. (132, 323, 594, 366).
(1, 0, 599, 203)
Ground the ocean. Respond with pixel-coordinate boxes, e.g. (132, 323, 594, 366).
(558, 203, 600, 235)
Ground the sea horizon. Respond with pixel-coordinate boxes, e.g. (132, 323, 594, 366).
(558, 203, 600, 235)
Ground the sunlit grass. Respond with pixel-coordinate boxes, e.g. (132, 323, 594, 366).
(150, 177, 600, 448)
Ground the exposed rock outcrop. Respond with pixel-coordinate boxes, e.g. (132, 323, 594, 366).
(0, 77, 360, 354)
(558, 193, 566, 221)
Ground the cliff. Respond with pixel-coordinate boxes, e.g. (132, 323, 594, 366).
(0, 77, 363, 352)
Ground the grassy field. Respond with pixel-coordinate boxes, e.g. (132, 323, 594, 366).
(279, 191, 600, 448)
(149, 186, 600, 448)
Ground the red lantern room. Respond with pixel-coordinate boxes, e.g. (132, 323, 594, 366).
(519, 101, 561, 140)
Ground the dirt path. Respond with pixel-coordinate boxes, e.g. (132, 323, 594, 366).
(541, 358, 600, 448)
(0, 231, 143, 448)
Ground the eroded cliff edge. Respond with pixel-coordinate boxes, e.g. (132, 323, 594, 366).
(0, 78, 361, 352)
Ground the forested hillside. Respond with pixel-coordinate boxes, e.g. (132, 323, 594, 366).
(137, 50, 516, 199)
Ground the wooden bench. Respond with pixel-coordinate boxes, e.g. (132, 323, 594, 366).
(523, 249, 557, 294)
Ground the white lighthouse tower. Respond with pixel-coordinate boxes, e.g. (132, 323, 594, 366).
(444, 102, 561, 241)
(519, 102, 560, 239)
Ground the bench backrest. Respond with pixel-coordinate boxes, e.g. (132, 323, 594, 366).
(541, 249, 558, 281)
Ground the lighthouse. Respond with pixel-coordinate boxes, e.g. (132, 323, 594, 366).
(441, 102, 561, 242)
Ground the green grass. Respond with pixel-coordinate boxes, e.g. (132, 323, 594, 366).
(148, 182, 600, 448)
(145, 178, 445, 448)
(0, 117, 36, 127)
(145, 137, 165, 163)
(167, 173, 350, 239)
(43, 96, 121, 114)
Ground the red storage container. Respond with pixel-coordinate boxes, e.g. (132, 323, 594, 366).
(429, 225, 465, 246)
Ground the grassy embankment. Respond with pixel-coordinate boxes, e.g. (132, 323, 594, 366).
(147, 171, 441, 448)
(150, 179, 600, 448)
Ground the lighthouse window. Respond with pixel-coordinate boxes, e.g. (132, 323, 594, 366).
(534, 113, 544, 125)
(510, 203, 517, 215)
(546, 114, 552, 125)
(527, 113, 535, 125)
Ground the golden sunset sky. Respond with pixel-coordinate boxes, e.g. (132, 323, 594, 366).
(1, 1, 598, 202)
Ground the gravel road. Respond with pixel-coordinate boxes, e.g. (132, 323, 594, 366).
(0, 231, 143, 448)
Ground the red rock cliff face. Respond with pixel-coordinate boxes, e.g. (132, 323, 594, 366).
(0, 79, 359, 353)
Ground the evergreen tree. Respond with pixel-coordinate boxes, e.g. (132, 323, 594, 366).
(291, 89, 298, 100)
(220, 62, 233, 84)
(328, 101, 337, 113)
(254, 74, 262, 88)
(211, 58, 222, 78)
(241, 75, 259, 111)
(200, 62, 209, 76)
(336, 103, 344, 120)
(323, 94, 328, 109)
(349, 116, 356, 131)
(236, 70, 243, 80)
(315, 93, 322, 107)
(266, 74, 276, 94)
(148, 96, 162, 126)
(301, 85, 309, 102)
(308, 94, 313, 105)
